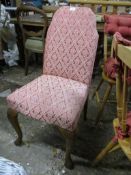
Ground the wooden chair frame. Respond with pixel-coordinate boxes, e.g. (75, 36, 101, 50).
(69, 0, 131, 14)
(92, 32, 115, 125)
(16, 4, 48, 75)
(93, 39, 131, 165)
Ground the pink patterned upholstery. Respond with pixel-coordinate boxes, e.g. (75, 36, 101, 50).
(7, 75, 88, 131)
(43, 7, 98, 84)
(104, 15, 131, 37)
(7, 7, 98, 131)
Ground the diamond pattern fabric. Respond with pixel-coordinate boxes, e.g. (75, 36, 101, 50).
(7, 75, 88, 131)
(43, 7, 98, 85)
(7, 7, 98, 131)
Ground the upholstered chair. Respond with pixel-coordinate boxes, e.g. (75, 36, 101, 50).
(7, 7, 98, 169)
(92, 14, 131, 125)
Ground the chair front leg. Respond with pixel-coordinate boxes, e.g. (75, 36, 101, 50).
(7, 108, 23, 146)
(58, 127, 75, 169)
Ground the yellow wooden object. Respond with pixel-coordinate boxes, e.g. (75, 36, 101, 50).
(113, 118, 131, 161)
(69, 0, 131, 8)
(108, 144, 120, 153)
(69, 0, 131, 15)
(93, 41, 131, 165)
(93, 24, 131, 125)
(117, 45, 131, 69)
(92, 33, 116, 125)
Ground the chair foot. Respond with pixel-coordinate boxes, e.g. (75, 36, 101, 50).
(65, 157, 74, 170)
(93, 138, 117, 166)
(14, 138, 23, 146)
(7, 108, 23, 146)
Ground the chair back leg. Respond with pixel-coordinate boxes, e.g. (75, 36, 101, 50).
(58, 127, 75, 169)
(83, 97, 89, 121)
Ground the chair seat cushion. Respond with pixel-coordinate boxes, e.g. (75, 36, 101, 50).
(25, 37, 43, 53)
(7, 75, 88, 131)
(104, 15, 131, 37)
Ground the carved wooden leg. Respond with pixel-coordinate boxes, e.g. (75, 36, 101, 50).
(95, 84, 112, 126)
(58, 128, 75, 169)
(83, 97, 88, 121)
(93, 139, 117, 166)
(7, 108, 23, 146)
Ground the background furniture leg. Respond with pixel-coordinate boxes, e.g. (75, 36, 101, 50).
(93, 139, 117, 166)
(92, 78, 104, 101)
(95, 84, 112, 125)
(25, 50, 30, 76)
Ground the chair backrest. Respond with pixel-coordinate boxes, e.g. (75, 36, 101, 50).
(16, 4, 48, 42)
(103, 14, 131, 62)
(43, 6, 98, 85)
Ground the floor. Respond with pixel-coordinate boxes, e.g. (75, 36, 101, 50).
(0, 65, 131, 175)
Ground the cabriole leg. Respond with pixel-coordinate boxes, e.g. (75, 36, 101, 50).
(7, 108, 23, 146)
